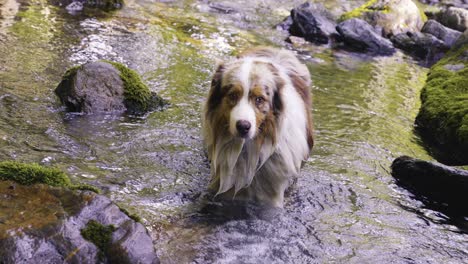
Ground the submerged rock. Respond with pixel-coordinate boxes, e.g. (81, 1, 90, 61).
(391, 156, 468, 215)
(415, 36, 468, 165)
(390, 31, 448, 64)
(55, 61, 167, 115)
(336, 18, 395, 55)
(288, 2, 338, 44)
(56, 0, 123, 12)
(421, 19, 462, 47)
(0, 182, 158, 263)
(339, 0, 426, 37)
(437, 6, 468, 32)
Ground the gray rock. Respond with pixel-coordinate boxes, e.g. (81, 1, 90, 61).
(438, 6, 468, 31)
(0, 182, 158, 264)
(421, 19, 462, 47)
(55, 61, 127, 114)
(289, 2, 338, 44)
(340, 0, 425, 37)
(390, 31, 449, 64)
(391, 156, 468, 215)
(336, 18, 395, 55)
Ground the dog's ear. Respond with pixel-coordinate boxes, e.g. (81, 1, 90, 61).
(272, 87, 283, 118)
(207, 64, 225, 110)
(268, 63, 284, 118)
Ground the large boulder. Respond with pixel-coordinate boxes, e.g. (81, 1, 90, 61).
(339, 0, 426, 37)
(415, 37, 468, 165)
(437, 6, 468, 32)
(288, 2, 338, 44)
(0, 182, 158, 263)
(390, 31, 449, 64)
(336, 18, 395, 55)
(55, 61, 166, 115)
(421, 19, 462, 47)
(391, 156, 468, 215)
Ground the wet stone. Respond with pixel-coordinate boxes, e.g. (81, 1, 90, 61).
(390, 31, 449, 64)
(288, 2, 338, 44)
(336, 18, 395, 55)
(421, 19, 462, 47)
(391, 156, 468, 216)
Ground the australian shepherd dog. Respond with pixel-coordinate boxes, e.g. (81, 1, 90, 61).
(203, 47, 313, 207)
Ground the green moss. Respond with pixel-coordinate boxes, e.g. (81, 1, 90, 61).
(0, 161, 100, 193)
(101, 61, 167, 114)
(81, 220, 116, 256)
(117, 205, 142, 223)
(62, 65, 81, 82)
(416, 44, 468, 163)
(339, 0, 389, 22)
(70, 184, 101, 194)
(0, 161, 71, 187)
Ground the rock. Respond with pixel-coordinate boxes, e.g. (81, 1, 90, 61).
(340, 0, 426, 37)
(421, 19, 462, 47)
(288, 2, 338, 44)
(390, 31, 448, 64)
(437, 6, 468, 32)
(391, 156, 468, 215)
(336, 18, 395, 55)
(415, 38, 468, 165)
(55, 61, 167, 115)
(0, 181, 158, 263)
(55, 0, 123, 11)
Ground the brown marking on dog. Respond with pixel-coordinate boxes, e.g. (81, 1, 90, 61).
(289, 74, 314, 150)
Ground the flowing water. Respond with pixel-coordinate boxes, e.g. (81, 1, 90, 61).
(0, 0, 467, 262)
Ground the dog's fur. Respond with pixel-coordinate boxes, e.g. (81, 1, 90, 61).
(203, 47, 313, 207)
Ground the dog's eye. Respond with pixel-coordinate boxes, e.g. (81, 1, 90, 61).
(228, 93, 239, 102)
(255, 96, 265, 106)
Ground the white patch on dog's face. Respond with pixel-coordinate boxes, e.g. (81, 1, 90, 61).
(229, 59, 257, 139)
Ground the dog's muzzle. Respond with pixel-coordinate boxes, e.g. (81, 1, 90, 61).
(236, 120, 251, 138)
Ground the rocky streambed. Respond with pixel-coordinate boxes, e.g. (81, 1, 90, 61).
(0, 0, 467, 263)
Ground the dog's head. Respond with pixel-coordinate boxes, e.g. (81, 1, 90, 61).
(206, 58, 284, 141)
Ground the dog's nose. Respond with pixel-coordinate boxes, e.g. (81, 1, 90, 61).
(236, 120, 251, 137)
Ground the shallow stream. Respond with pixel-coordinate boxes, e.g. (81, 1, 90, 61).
(0, 0, 467, 262)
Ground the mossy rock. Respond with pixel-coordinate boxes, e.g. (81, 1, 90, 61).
(81, 220, 116, 260)
(55, 61, 167, 115)
(0, 181, 157, 263)
(415, 43, 468, 165)
(339, 0, 426, 36)
(0, 161, 99, 193)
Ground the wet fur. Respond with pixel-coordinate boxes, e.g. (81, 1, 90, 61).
(203, 47, 313, 207)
